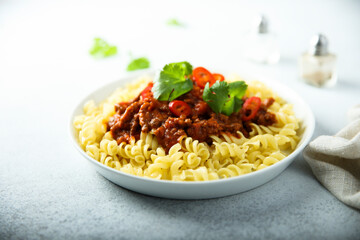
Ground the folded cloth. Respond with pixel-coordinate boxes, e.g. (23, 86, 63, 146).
(303, 106, 360, 209)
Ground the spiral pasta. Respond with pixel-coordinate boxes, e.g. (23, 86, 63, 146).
(73, 76, 301, 181)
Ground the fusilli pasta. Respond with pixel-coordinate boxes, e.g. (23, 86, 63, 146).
(73, 76, 301, 181)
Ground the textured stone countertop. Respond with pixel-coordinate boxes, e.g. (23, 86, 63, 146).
(1, 0, 359, 239)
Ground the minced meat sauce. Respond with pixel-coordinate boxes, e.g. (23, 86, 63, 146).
(108, 84, 276, 152)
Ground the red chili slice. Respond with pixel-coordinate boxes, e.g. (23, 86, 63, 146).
(212, 73, 225, 82)
(192, 67, 216, 88)
(141, 82, 153, 100)
(242, 96, 261, 121)
(169, 100, 191, 117)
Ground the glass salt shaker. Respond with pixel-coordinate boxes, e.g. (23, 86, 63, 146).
(245, 15, 280, 64)
(299, 34, 337, 87)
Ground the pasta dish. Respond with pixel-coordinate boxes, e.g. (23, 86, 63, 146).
(73, 62, 300, 181)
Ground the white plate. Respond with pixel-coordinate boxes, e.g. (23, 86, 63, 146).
(69, 71, 315, 199)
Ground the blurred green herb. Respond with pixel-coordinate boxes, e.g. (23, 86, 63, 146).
(166, 18, 185, 27)
(127, 57, 150, 71)
(89, 38, 117, 58)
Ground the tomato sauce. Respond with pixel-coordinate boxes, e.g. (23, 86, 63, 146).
(108, 83, 276, 152)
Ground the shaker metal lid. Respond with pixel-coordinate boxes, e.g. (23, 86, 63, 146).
(309, 34, 329, 56)
(254, 14, 268, 34)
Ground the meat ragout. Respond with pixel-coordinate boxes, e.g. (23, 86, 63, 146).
(108, 82, 276, 152)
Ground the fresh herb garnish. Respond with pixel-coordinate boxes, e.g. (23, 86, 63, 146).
(153, 61, 247, 115)
(166, 18, 184, 27)
(202, 81, 229, 114)
(127, 57, 150, 71)
(89, 38, 117, 58)
(203, 80, 248, 116)
(152, 61, 193, 101)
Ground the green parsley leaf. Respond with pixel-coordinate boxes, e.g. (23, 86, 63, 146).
(127, 57, 150, 71)
(203, 80, 248, 116)
(152, 61, 193, 101)
(89, 38, 117, 58)
(203, 81, 230, 114)
(166, 18, 184, 27)
(163, 61, 192, 76)
(222, 81, 248, 115)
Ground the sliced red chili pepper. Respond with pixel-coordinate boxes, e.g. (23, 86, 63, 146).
(192, 67, 216, 88)
(242, 96, 261, 121)
(212, 73, 225, 82)
(140, 82, 153, 100)
(169, 100, 191, 117)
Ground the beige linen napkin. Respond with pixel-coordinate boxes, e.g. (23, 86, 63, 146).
(303, 106, 360, 209)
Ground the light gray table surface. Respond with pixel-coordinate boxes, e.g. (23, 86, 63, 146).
(1, 0, 359, 239)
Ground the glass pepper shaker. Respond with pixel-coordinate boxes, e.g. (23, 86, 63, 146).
(245, 14, 280, 64)
(299, 34, 337, 87)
